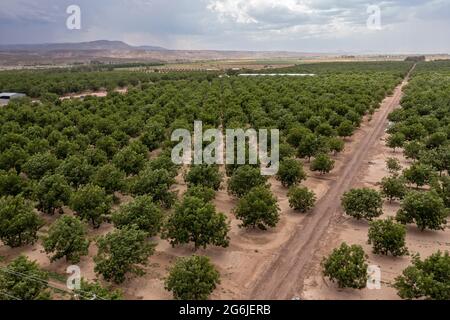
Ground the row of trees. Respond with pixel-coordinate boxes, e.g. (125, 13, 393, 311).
(0, 61, 416, 300)
(342, 161, 448, 232)
(0, 255, 122, 300)
(205, 63, 411, 171)
(0, 68, 216, 98)
(0, 253, 220, 301)
(322, 243, 450, 299)
(323, 62, 450, 299)
(0, 188, 223, 300)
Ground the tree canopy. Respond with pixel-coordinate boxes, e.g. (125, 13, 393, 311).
(185, 165, 223, 191)
(165, 255, 220, 300)
(322, 243, 368, 289)
(234, 186, 280, 230)
(112, 195, 164, 236)
(396, 190, 448, 231)
(394, 251, 450, 300)
(228, 165, 267, 197)
(94, 226, 156, 284)
(70, 184, 112, 228)
(288, 186, 316, 213)
(368, 217, 408, 256)
(42, 215, 90, 263)
(341, 188, 383, 221)
(0, 195, 43, 247)
(163, 196, 230, 250)
(0, 256, 51, 300)
(276, 158, 307, 187)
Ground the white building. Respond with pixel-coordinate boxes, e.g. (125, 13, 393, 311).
(0, 92, 27, 105)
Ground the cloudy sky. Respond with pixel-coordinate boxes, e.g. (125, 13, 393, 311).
(0, 0, 449, 53)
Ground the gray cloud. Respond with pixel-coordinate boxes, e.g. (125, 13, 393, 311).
(0, 0, 448, 53)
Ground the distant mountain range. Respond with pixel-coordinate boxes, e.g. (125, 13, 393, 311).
(3, 39, 431, 67)
(0, 40, 328, 66)
(0, 40, 168, 52)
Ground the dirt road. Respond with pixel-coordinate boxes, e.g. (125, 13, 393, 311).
(249, 65, 415, 300)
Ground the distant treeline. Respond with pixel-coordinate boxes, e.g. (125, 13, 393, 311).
(73, 61, 166, 71)
(0, 68, 217, 98)
(405, 56, 426, 62)
(244, 61, 414, 78)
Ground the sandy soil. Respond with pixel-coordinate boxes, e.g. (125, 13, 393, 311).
(302, 133, 450, 300)
(3, 65, 442, 301)
(59, 87, 128, 100)
(0, 120, 377, 300)
(247, 67, 416, 300)
(301, 69, 450, 300)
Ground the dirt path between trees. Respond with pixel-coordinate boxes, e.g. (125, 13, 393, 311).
(249, 65, 416, 300)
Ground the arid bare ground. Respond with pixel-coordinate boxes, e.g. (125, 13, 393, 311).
(302, 132, 450, 300)
(301, 90, 450, 300)
(0, 93, 404, 300)
(248, 66, 416, 300)
(1, 66, 433, 301)
(59, 87, 128, 100)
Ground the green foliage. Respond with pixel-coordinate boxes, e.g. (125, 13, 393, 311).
(316, 122, 336, 137)
(287, 126, 312, 148)
(140, 121, 165, 151)
(112, 195, 164, 236)
(288, 186, 316, 213)
(426, 131, 447, 149)
(70, 184, 112, 228)
(0, 169, 28, 197)
(185, 165, 222, 191)
(337, 120, 355, 138)
(420, 146, 450, 176)
(234, 186, 280, 230)
(297, 133, 320, 160)
(386, 132, 406, 152)
(311, 153, 335, 174)
(91, 164, 125, 194)
(279, 143, 296, 161)
(276, 158, 306, 187)
(0, 146, 29, 172)
(394, 251, 450, 300)
(94, 226, 155, 284)
(0, 256, 51, 300)
(95, 136, 119, 159)
(130, 168, 176, 208)
(112, 145, 146, 175)
(431, 175, 450, 208)
(400, 123, 427, 141)
(380, 176, 407, 203)
(322, 243, 368, 289)
(42, 216, 90, 263)
(73, 279, 122, 300)
(185, 185, 216, 203)
(403, 163, 435, 188)
(56, 155, 93, 187)
(403, 141, 425, 161)
(163, 196, 230, 250)
(386, 157, 402, 175)
(396, 190, 448, 231)
(35, 174, 71, 215)
(342, 188, 383, 221)
(228, 165, 267, 197)
(328, 137, 345, 155)
(146, 154, 179, 178)
(84, 147, 108, 166)
(165, 255, 220, 300)
(22, 152, 59, 180)
(0, 196, 43, 247)
(368, 217, 408, 256)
